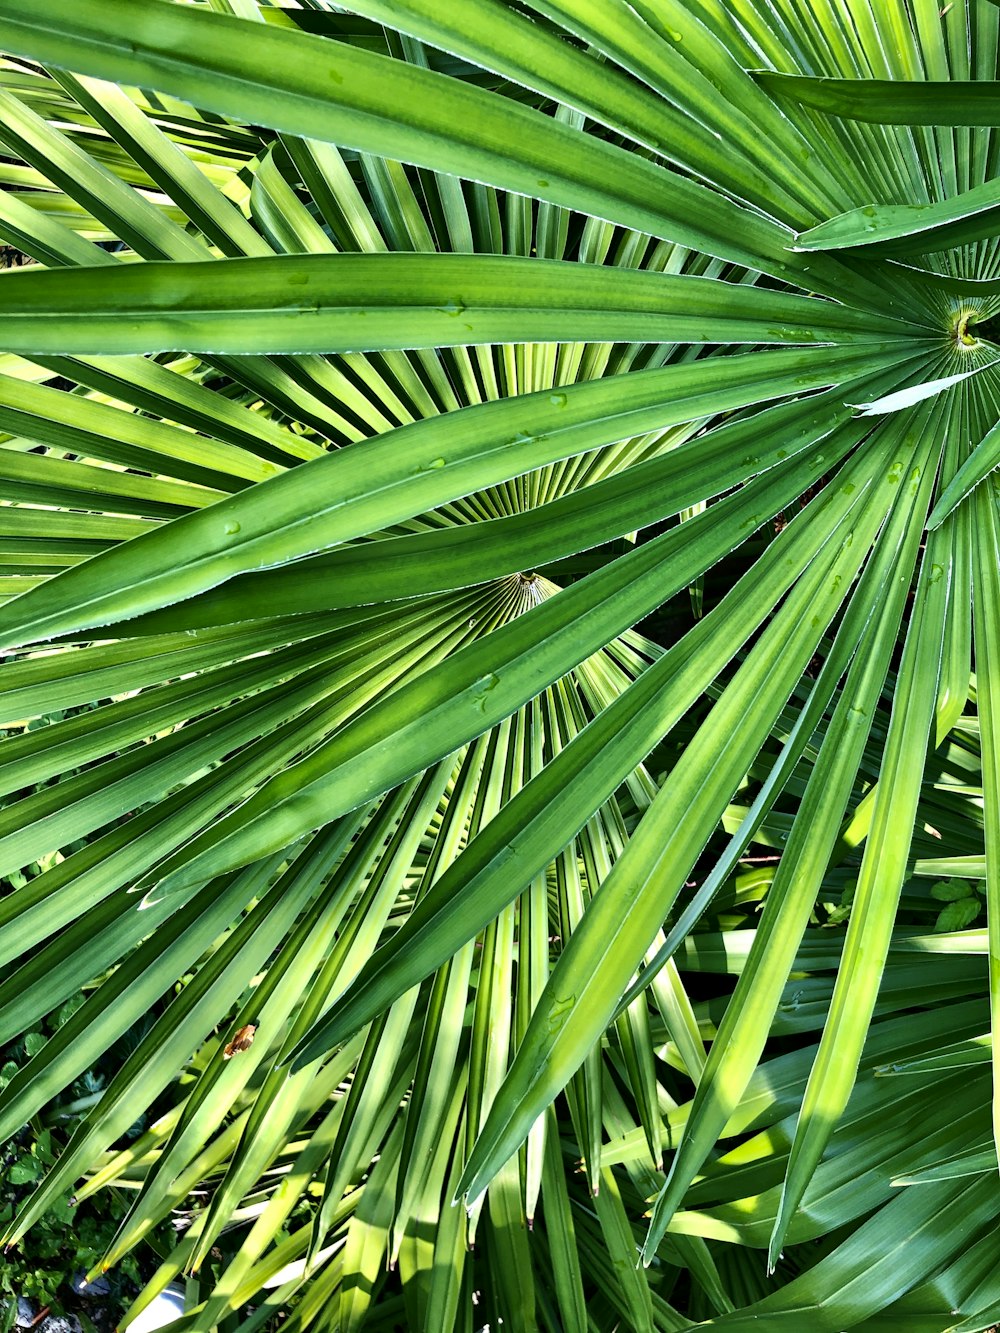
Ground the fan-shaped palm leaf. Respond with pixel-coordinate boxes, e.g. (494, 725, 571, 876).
(0, 1, 998, 1329)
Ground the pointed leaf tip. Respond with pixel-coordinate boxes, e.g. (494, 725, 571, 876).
(849, 364, 995, 415)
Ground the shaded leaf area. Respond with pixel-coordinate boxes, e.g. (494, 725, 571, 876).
(0, 2, 997, 1331)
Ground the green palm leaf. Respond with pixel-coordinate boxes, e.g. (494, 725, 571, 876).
(0, 1, 998, 1328)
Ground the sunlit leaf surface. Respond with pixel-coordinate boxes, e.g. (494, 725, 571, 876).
(0, 1, 998, 1327)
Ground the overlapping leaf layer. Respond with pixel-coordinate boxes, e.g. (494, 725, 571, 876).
(0, 1, 999, 1329)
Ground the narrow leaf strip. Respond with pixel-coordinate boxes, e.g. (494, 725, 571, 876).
(0, 343, 886, 648)
(0, 0, 809, 274)
(643, 412, 937, 1260)
(288, 414, 886, 1064)
(768, 507, 951, 1268)
(972, 486, 1000, 1198)
(456, 436, 902, 1208)
(796, 177, 1000, 256)
(156, 411, 877, 916)
(755, 71, 1000, 127)
(0, 254, 916, 357)
(928, 418, 1000, 529)
(122, 356, 931, 629)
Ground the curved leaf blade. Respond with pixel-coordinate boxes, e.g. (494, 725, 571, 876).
(0, 341, 902, 648)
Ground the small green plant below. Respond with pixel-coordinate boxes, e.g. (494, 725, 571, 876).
(931, 877, 987, 933)
(0, 1007, 167, 1331)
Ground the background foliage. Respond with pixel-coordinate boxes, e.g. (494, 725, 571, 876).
(0, 0, 999, 1329)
